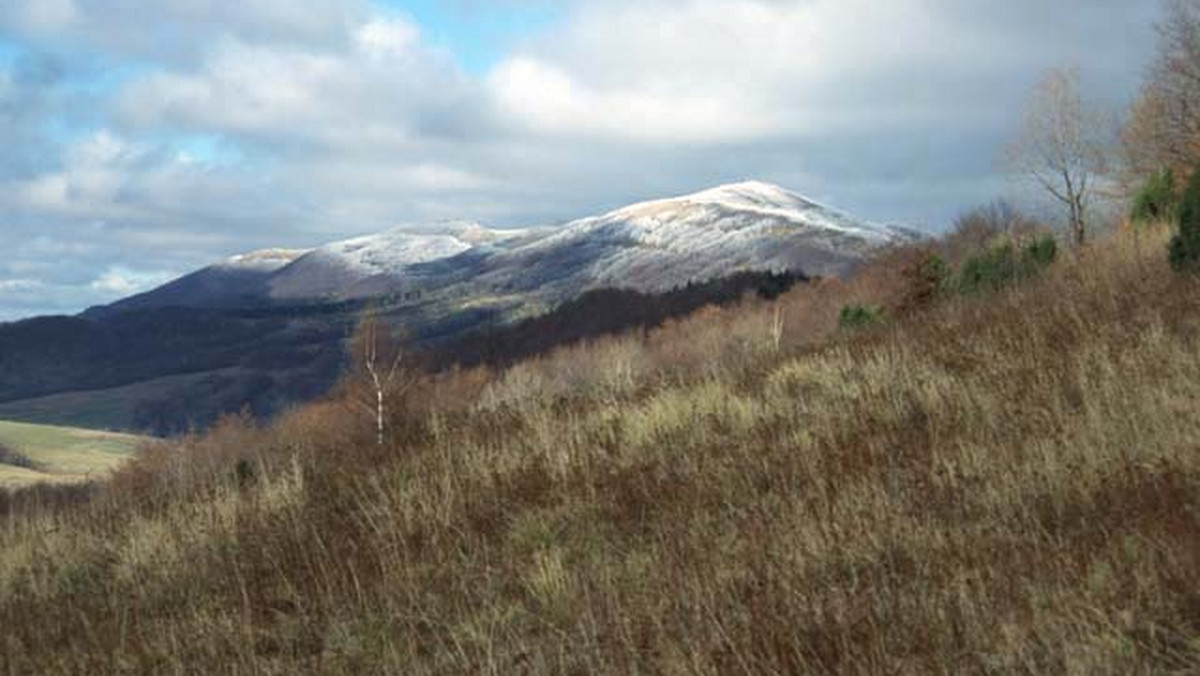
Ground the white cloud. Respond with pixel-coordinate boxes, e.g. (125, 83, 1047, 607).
(0, 279, 44, 293)
(1, 0, 368, 63)
(488, 57, 777, 142)
(4, 0, 81, 34)
(116, 16, 476, 151)
(484, 0, 1150, 143)
(88, 267, 175, 296)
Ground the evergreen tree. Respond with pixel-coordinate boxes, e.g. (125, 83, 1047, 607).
(1130, 168, 1177, 224)
(1169, 169, 1200, 272)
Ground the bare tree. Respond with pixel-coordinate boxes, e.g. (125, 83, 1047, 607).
(349, 316, 412, 446)
(1123, 1, 1200, 185)
(1007, 67, 1111, 247)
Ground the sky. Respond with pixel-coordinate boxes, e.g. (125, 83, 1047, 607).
(0, 0, 1164, 321)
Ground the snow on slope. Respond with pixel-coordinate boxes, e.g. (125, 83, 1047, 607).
(611, 181, 895, 243)
(494, 181, 918, 296)
(266, 222, 526, 300)
(310, 231, 472, 276)
(217, 249, 311, 272)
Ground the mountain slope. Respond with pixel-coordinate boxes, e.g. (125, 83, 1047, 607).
(95, 248, 310, 314)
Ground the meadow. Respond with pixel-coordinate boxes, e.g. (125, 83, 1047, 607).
(1, 224, 1198, 674)
(0, 420, 143, 489)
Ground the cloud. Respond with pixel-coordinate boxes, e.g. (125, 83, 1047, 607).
(88, 266, 175, 296)
(116, 17, 480, 150)
(486, 0, 1155, 142)
(0, 0, 369, 63)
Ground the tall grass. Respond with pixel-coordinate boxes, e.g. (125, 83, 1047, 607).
(2, 225, 1199, 674)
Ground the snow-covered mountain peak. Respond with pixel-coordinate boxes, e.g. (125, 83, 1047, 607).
(564, 180, 894, 246)
(682, 181, 822, 212)
(606, 181, 833, 224)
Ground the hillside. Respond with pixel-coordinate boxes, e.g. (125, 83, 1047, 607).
(1, 225, 1197, 673)
(0, 420, 144, 488)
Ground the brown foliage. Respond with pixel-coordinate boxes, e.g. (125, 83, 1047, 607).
(1124, 0, 1200, 183)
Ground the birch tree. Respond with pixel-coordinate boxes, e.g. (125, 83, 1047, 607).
(349, 316, 412, 446)
(1006, 67, 1111, 247)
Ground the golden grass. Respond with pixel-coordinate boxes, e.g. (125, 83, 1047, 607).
(0, 420, 145, 488)
(2, 226, 1199, 674)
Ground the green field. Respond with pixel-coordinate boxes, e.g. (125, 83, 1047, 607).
(0, 420, 146, 488)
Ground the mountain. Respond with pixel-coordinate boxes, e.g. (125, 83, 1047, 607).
(98, 182, 918, 313)
(4, 181, 922, 434)
(461, 181, 919, 300)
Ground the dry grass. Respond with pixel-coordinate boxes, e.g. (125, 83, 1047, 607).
(2, 226, 1200, 674)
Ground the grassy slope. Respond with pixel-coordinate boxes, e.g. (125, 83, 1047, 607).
(0, 420, 144, 488)
(1, 227, 1199, 673)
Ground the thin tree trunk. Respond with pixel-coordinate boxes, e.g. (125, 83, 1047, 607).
(377, 389, 384, 446)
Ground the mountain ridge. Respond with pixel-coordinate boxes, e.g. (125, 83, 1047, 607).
(98, 181, 921, 314)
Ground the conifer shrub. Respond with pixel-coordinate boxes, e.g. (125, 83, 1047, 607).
(918, 254, 953, 296)
(1169, 168, 1200, 272)
(1130, 168, 1177, 224)
(957, 235, 1057, 295)
(1021, 234, 1058, 273)
(958, 242, 1018, 295)
(839, 304, 887, 330)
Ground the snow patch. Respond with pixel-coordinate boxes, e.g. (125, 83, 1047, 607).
(218, 248, 310, 272)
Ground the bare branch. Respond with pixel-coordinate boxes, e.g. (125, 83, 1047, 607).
(1005, 66, 1112, 246)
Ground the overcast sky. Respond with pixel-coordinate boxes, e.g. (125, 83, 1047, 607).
(0, 0, 1163, 320)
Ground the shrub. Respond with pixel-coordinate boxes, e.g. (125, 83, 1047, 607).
(958, 235, 1057, 295)
(918, 254, 953, 296)
(839, 304, 887, 330)
(1021, 234, 1058, 273)
(0, 442, 37, 470)
(958, 242, 1018, 295)
(895, 253, 954, 313)
(943, 200, 1042, 264)
(1170, 168, 1200, 272)
(1130, 168, 1177, 224)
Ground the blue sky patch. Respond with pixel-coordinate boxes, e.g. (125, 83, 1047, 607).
(375, 0, 562, 73)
